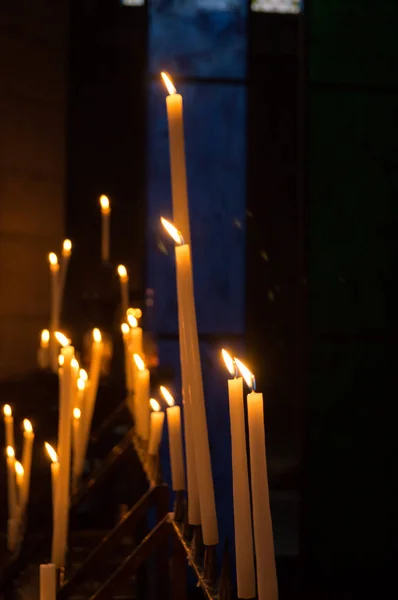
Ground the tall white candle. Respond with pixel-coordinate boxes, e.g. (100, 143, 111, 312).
(117, 265, 129, 317)
(235, 359, 278, 600)
(222, 350, 256, 599)
(72, 408, 81, 488)
(121, 323, 134, 393)
(127, 313, 143, 355)
(148, 399, 165, 456)
(3, 404, 15, 450)
(15, 461, 24, 508)
(81, 330, 103, 463)
(6, 446, 17, 520)
(58, 239, 72, 319)
(38, 329, 50, 369)
(133, 354, 150, 442)
(75, 375, 87, 480)
(48, 253, 60, 371)
(160, 386, 185, 492)
(45, 443, 60, 523)
(100, 195, 111, 262)
(21, 419, 35, 512)
(40, 563, 57, 600)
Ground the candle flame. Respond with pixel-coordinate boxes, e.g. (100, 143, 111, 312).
(150, 398, 161, 412)
(63, 239, 72, 254)
(160, 386, 174, 407)
(133, 354, 145, 371)
(121, 323, 129, 335)
(71, 358, 79, 370)
(99, 194, 110, 213)
(73, 407, 81, 420)
(55, 332, 70, 347)
(79, 368, 88, 381)
(23, 419, 33, 433)
(160, 217, 184, 245)
(3, 404, 12, 417)
(41, 329, 50, 344)
(221, 349, 235, 376)
(127, 314, 138, 328)
(134, 308, 142, 319)
(161, 72, 177, 95)
(234, 358, 255, 390)
(15, 461, 24, 477)
(48, 252, 58, 266)
(93, 328, 102, 343)
(117, 264, 128, 279)
(77, 377, 85, 391)
(45, 442, 58, 463)
(58, 354, 64, 367)
(6, 446, 15, 458)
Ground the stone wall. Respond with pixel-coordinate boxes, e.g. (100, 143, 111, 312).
(0, 2, 68, 378)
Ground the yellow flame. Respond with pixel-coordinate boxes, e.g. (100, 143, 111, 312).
(234, 358, 255, 390)
(3, 404, 12, 417)
(134, 308, 142, 319)
(93, 328, 102, 343)
(133, 354, 145, 371)
(160, 217, 183, 245)
(71, 358, 79, 370)
(15, 461, 24, 477)
(161, 72, 177, 95)
(55, 332, 70, 347)
(45, 442, 58, 463)
(48, 252, 58, 266)
(73, 408, 81, 420)
(41, 329, 50, 344)
(150, 398, 161, 412)
(160, 386, 174, 407)
(58, 354, 64, 367)
(221, 349, 235, 376)
(127, 314, 138, 328)
(121, 323, 130, 335)
(23, 419, 33, 433)
(99, 194, 110, 212)
(77, 377, 85, 391)
(6, 446, 15, 458)
(79, 369, 88, 381)
(63, 239, 72, 254)
(117, 265, 128, 279)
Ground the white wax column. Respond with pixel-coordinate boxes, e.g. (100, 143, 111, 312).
(59, 241, 72, 319)
(135, 368, 150, 440)
(247, 391, 278, 600)
(6, 453, 17, 520)
(122, 328, 134, 393)
(130, 327, 143, 355)
(148, 412, 165, 456)
(7, 518, 18, 553)
(82, 335, 103, 454)
(72, 413, 81, 484)
(175, 243, 218, 546)
(228, 377, 256, 598)
(21, 426, 35, 511)
(49, 264, 60, 372)
(52, 345, 74, 569)
(100, 202, 111, 262)
(166, 405, 185, 491)
(40, 563, 57, 600)
(4, 410, 15, 450)
(51, 462, 60, 520)
(16, 464, 24, 507)
(118, 273, 129, 317)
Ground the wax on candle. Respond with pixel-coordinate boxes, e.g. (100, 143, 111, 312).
(80, 329, 103, 466)
(6, 446, 17, 522)
(127, 313, 143, 356)
(222, 350, 256, 599)
(72, 408, 81, 487)
(148, 399, 165, 456)
(15, 461, 24, 507)
(161, 386, 185, 491)
(40, 563, 57, 600)
(117, 265, 129, 317)
(58, 239, 72, 321)
(133, 354, 150, 441)
(38, 329, 50, 369)
(3, 404, 15, 451)
(121, 323, 134, 393)
(100, 194, 111, 262)
(235, 359, 278, 600)
(48, 253, 60, 371)
(21, 419, 35, 512)
(45, 443, 59, 521)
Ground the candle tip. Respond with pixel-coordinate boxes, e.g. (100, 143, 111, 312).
(6, 446, 15, 458)
(117, 264, 128, 279)
(121, 322, 130, 335)
(221, 349, 236, 377)
(15, 461, 24, 476)
(73, 407, 81, 420)
(150, 398, 161, 412)
(234, 358, 256, 390)
(161, 71, 176, 95)
(160, 385, 175, 407)
(63, 239, 72, 253)
(160, 217, 184, 245)
(55, 331, 70, 348)
(41, 329, 50, 343)
(48, 252, 58, 266)
(45, 442, 58, 463)
(133, 353, 145, 371)
(23, 419, 33, 433)
(93, 328, 102, 343)
(99, 194, 110, 211)
(3, 404, 12, 417)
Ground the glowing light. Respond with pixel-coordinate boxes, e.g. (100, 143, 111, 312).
(71, 358, 79, 370)
(121, 323, 130, 335)
(99, 195, 110, 213)
(58, 354, 64, 367)
(23, 419, 33, 433)
(73, 408, 81, 420)
(234, 358, 255, 390)
(79, 369, 88, 381)
(15, 461, 24, 477)
(150, 398, 161, 412)
(63, 239, 72, 254)
(77, 378, 85, 391)
(133, 354, 145, 371)
(48, 252, 58, 266)
(161, 72, 177, 95)
(221, 349, 235, 377)
(127, 314, 138, 328)
(160, 217, 184, 245)
(41, 329, 50, 344)
(160, 386, 174, 407)
(55, 332, 70, 347)
(117, 265, 128, 279)
(6, 446, 15, 458)
(45, 442, 58, 463)
(93, 328, 102, 343)
(3, 404, 12, 417)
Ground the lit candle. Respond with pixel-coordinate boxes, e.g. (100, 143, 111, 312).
(72, 408, 81, 488)
(235, 359, 278, 600)
(160, 386, 185, 492)
(52, 345, 74, 568)
(161, 72, 191, 245)
(161, 217, 218, 545)
(121, 323, 134, 394)
(3, 404, 15, 450)
(58, 239, 72, 320)
(6, 446, 17, 520)
(222, 350, 256, 599)
(99, 194, 111, 262)
(40, 563, 57, 600)
(127, 312, 143, 356)
(15, 461, 24, 507)
(38, 329, 50, 369)
(48, 252, 60, 371)
(75, 376, 87, 481)
(117, 265, 129, 317)
(133, 354, 150, 442)
(81, 329, 103, 464)
(21, 419, 35, 512)
(45, 443, 59, 522)
(148, 399, 165, 456)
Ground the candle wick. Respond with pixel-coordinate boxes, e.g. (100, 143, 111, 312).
(252, 375, 256, 392)
(233, 360, 239, 379)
